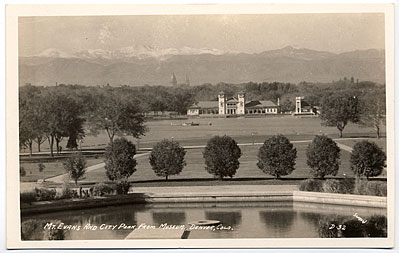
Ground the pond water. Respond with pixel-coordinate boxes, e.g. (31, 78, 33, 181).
(21, 202, 386, 240)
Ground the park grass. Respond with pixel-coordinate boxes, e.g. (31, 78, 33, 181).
(19, 116, 386, 184)
(21, 116, 384, 153)
(334, 138, 387, 152)
(20, 158, 104, 182)
(78, 142, 356, 183)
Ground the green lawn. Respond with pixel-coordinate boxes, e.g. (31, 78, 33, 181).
(20, 158, 103, 182)
(82, 142, 355, 183)
(19, 116, 387, 183)
(335, 138, 387, 152)
(21, 116, 383, 152)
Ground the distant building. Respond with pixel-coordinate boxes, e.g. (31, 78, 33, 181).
(187, 91, 280, 116)
(294, 96, 318, 115)
(185, 75, 190, 86)
(171, 72, 177, 86)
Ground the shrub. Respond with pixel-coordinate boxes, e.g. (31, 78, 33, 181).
(354, 179, 387, 196)
(306, 135, 341, 179)
(20, 166, 26, 177)
(318, 215, 387, 238)
(365, 215, 387, 237)
(149, 139, 186, 180)
(257, 135, 297, 179)
(35, 188, 57, 201)
(57, 184, 79, 199)
(318, 219, 340, 238)
(22, 219, 67, 240)
(299, 179, 323, 192)
(63, 152, 87, 185)
(91, 183, 115, 196)
(116, 180, 130, 195)
(104, 138, 137, 181)
(337, 177, 355, 194)
(44, 228, 66, 240)
(203, 135, 242, 179)
(342, 219, 366, 237)
(38, 163, 46, 172)
(350, 141, 386, 179)
(21, 220, 42, 240)
(20, 191, 37, 204)
(322, 179, 341, 193)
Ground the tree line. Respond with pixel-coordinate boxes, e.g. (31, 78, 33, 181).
(64, 134, 386, 190)
(19, 79, 385, 155)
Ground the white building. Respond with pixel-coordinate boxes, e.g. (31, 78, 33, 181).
(187, 91, 280, 116)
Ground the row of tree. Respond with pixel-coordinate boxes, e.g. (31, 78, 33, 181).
(64, 135, 383, 186)
(19, 80, 385, 156)
(319, 89, 385, 139)
(19, 85, 147, 156)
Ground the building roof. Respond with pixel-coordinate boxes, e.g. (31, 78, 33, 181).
(188, 101, 218, 109)
(188, 99, 278, 109)
(226, 98, 238, 103)
(246, 100, 277, 108)
(301, 100, 311, 107)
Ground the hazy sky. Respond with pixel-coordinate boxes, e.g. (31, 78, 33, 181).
(19, 13, 385, 56)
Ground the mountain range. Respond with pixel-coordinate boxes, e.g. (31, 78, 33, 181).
(19, 46, 385, 86)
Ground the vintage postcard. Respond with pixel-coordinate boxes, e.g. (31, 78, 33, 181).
(6, 4, 395, 249)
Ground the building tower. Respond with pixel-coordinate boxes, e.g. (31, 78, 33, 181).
(237, 91, 246, 115)
(185, 74, 190, 86)
(218, 91, 226, 115)
(171, 72, 177, 86)
(295, 96, 304, 114)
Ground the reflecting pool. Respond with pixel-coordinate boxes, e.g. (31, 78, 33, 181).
(21, 201, 386, 240)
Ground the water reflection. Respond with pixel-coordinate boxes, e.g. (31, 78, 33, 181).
(21, 202, 387, 240)
(152, 212, 186, 226)
(259, 210, 295, 234)
(205, 211, 242, 227)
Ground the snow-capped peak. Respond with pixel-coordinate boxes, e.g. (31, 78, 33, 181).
(35, 48, 76, 58)
(29, 46, 235, 60)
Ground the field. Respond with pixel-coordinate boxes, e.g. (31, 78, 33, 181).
(21, 116, 384, 153)
(83, 142, 356, 183)
(19, 116, 387, 183)
(20, 158, 103, 182)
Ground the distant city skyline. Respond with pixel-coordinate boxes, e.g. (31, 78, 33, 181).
(19, 13, 385, 57)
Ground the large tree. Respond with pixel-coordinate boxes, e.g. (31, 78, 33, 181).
(350, 141, 386, 180)
(257, 135, 297, 179)
(19, 85, 48, 155)
(42, 89, 86, 156)
(306, 135, 341, 179)
(203, 135, 242, 179)
(149, 139, 186, 180)
(169, 88, 196, 115)
(104, 138, 137, 181)
(320, 92, 360, 137)
(89, 91, 147, 144)
(358, 90, 386, 139)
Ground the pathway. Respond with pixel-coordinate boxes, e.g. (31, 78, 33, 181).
(44, 152, 150, 183)
(39, 137, 364, 184)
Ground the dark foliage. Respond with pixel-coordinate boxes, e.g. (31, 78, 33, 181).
(350, 141, 386, 179)
(149, 139, 186, 180)
(203, 135, 242, 179)
(306, 135, 340, 179)
(257, 135, 297, 179)
(104, 138, 137, 181)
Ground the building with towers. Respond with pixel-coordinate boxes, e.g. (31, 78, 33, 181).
(294, 96, 318, 115)
(187, 91, 280, 116)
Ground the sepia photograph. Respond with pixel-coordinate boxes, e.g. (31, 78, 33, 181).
(5, 3, 395, 249)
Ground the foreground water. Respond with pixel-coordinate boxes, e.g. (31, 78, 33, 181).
(21, 201, 386, 240)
